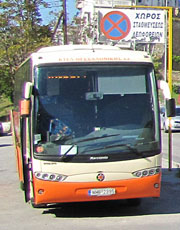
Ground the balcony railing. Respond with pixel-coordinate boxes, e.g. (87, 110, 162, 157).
(76, 0, 133, 9)
(95, 0, 133, 6)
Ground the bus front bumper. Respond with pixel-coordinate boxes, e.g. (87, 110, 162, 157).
(32, 173, 161, 205)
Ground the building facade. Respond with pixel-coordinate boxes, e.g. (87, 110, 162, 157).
(137, 0, 179, 7)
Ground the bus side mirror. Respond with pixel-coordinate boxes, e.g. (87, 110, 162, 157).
(20, 82, 33, 117)
(166, 98, 176, 117)
(20, 99, 31, 117)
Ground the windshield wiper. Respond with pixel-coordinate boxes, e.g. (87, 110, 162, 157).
(59, 134, 121, 161)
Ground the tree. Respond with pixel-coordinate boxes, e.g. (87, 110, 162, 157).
(173, 18, 180, 71)
(0, 0, 52, 101)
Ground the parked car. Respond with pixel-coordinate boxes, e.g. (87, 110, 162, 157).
(0, 122, 11, 135)
(161, 106, 180, 132)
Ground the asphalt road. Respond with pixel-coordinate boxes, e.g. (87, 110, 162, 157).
(1, 134, 180, 230)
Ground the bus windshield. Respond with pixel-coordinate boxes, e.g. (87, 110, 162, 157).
(33, 64, 160, 162)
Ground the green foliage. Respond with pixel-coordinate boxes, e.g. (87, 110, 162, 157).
(0, 0, 53, 102)
(0, 65, 13, 100)
(68, 16, 84, 44)
(153, 58, 163, 80)
(171, 84, 180, 105)
(173, 55, 180, 63)
(0, 97, 13, 120)
(173, 84, 180, 94)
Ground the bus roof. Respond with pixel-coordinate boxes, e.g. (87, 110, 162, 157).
(31, 44, 153, 65)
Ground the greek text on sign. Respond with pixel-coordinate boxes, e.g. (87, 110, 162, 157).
(99, 9, 166, 43)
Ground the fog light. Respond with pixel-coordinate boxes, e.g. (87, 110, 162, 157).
(38, 189, 44, 194)
(154, 183, 159, 189)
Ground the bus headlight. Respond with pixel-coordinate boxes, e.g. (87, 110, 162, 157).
(132, 167, 161, 178)
(34, 172, 67, 182)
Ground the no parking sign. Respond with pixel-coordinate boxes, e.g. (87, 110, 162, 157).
(99, 9, 165, 43)
(100, 11, 131, 40)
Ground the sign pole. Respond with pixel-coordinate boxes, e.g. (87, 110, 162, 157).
(168, 7, 173, 94)
(164, 10, 168, 82)
(168, 7, 173, 171)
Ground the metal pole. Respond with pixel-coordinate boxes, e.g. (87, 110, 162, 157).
(168, 7, 173, 171)
(168, 119, 172, 170)
(63, 0, 68, 44)
(164, 11, 167, 82)
(165, 0, 168, 7)
(168, 8, 173, 93)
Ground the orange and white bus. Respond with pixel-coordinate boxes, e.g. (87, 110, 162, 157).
(11, 45, 173, 207)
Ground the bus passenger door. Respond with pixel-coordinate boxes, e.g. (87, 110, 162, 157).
(20, 96, 33, 203)
(11, 99, 32, 203)
(20, 112, 31, 203)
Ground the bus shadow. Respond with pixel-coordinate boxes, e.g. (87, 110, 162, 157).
(0, 144, 12, 148)
(42, 168, 180, 218)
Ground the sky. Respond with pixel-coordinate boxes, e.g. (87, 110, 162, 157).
(67, 0, 79, 21)
(40, 0, 79, 25)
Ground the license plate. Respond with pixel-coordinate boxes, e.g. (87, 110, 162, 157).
(88, 188, 116, 196)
